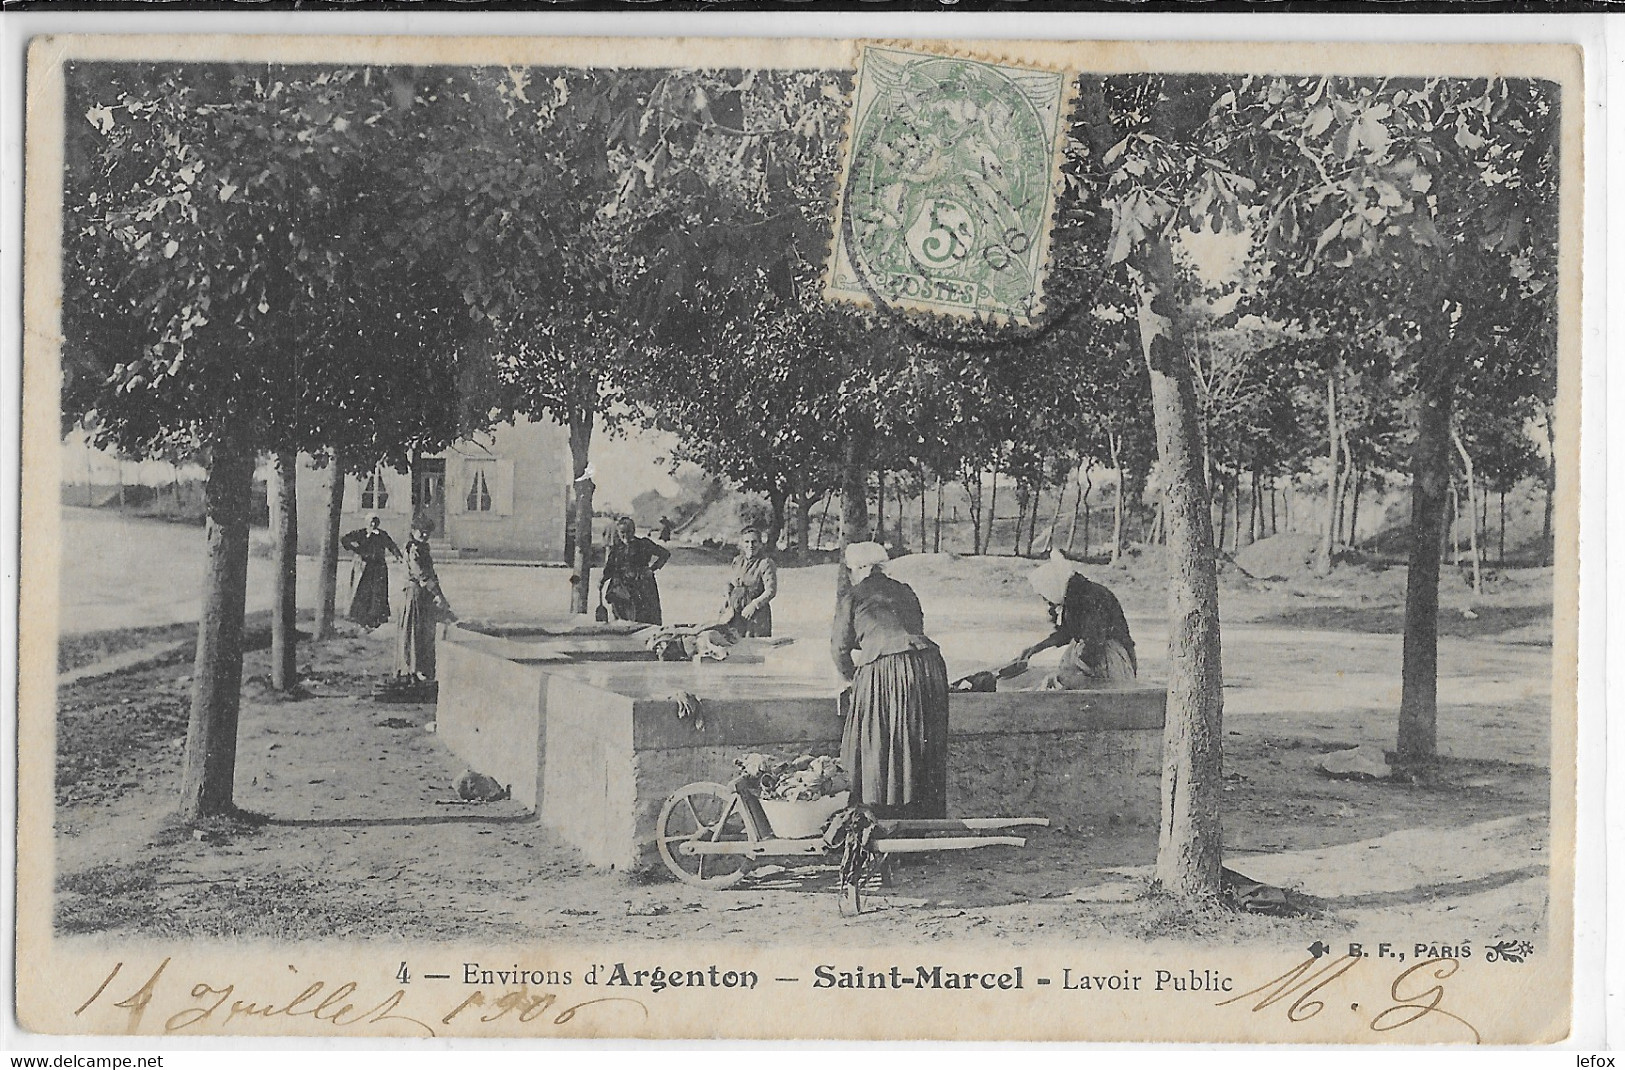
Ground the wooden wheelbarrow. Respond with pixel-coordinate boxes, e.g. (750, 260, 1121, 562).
(655, 778, 1048, 912)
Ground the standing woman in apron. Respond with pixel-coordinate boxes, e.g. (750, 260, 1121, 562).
(727, 526, 779, 637)
(830, 541, 949, 819)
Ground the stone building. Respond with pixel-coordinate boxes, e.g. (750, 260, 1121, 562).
(296, 417, 571, 563)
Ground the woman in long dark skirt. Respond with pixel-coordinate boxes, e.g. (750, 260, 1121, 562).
(395, 516, 455, 680)
(341, 514, 402, 629)
(830, 541, 949, 819)
(600, 516, 670, 625)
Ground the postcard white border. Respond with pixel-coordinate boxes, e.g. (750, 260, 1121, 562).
(0, 9, 1611, 1057)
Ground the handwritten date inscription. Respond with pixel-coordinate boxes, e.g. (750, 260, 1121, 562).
(1219, 955, 1482, 1043)
(74, 960, 644, 1038)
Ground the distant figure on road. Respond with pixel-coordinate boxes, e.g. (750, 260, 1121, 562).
(341, 514, 402, 629)
(395, 515, 455, 680)
(1009, 551, 1136, 689)
(659, 515, 675, 541)
(601, 516, 670, 625)
(727, 526, 779, 637)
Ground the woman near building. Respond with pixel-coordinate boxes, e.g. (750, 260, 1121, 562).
(600, 516, 670, 625)
(727, 526, 779, 637)
(831, 541, 949, 819)
(395, 516, 456, 680)
(341, 514, 402, 629)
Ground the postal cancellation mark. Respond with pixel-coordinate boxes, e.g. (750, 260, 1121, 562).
(825, 44, 1072, 324)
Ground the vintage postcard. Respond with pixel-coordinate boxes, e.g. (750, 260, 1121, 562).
(15, 31, 1586, 1044)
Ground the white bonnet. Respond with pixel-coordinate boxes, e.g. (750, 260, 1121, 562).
(1030, 551, 1078, 604)
(844, 541, 889, 570)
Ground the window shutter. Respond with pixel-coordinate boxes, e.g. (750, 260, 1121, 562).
(494, 460, 516, 515)
(346, 474, 368, 511)
(380, 468, 407, 515)
(447, 455, 467, 514)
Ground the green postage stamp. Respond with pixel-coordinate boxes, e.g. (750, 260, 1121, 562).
(825, 43, 1073, 324)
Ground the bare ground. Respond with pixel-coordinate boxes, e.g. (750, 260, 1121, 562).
(50, 548, 1554, 950)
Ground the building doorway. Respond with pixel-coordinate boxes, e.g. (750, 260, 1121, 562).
(414, 458, 447, 537)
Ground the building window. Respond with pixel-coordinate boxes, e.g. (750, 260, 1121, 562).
(360, 470, 389, 510)
(466, 466, 493, 513)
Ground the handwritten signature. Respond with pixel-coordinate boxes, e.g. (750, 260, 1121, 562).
(1218, 955, 1482, 1043)
(74, 960, 646, 1037)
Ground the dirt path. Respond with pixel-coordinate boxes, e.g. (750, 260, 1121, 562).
(51, 555, 1553, 949)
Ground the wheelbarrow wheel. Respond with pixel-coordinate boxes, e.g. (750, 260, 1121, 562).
(656, 781, 757, 888)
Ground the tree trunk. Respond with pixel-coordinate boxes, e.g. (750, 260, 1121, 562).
(1449, 480, 1461, 567)
(785, 494, 804, 553)
(314, 458, 345, 641)
(1451, 428, 1482, 596)
(986, 469, 1000, 555)
(1333, 453, 1346, 546)
(1230, 470, 1241, 554)
(918, 467, 929, 554)
(1066, 462, 1085, 554)
(964, 471, 983, 555)
(1348, 466, 1365, 552)
(1081, 465, 1094, 558)
(816, 492, 834, 551)
(1249, 464, 1261, 544)
(766, 485, 788, 551)
(1540, 402, 1555, 564)
(1108, 432, 1125, 566)
(1398, 347, 1455, 770)
(1043, 468, 1067, 554)
(408, 446, 422, 512)
(1020, 478, 1033, 552)
(1013, 486, 1029, 557)
(874, 468, 886, 548)
(1020, 482, 1032, 555)
(1317, 371, 1338, 576)
(933, 476, 944, 553)
(1334, 431, 1355, 546)
(179, 432, 256, 821)
(836, 427, 873, 600)
(269, 450, 299, 692)
(1498, 488, 1506, 565)
(1025, 480, 1041, 555)
(895, 479, 909, 553)
(801, 492, 822, 551)
(1131, 239, 1224, 902)
(568, 413, 595, 615)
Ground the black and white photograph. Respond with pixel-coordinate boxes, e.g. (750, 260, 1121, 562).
(14, 31, 1585, 1044)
